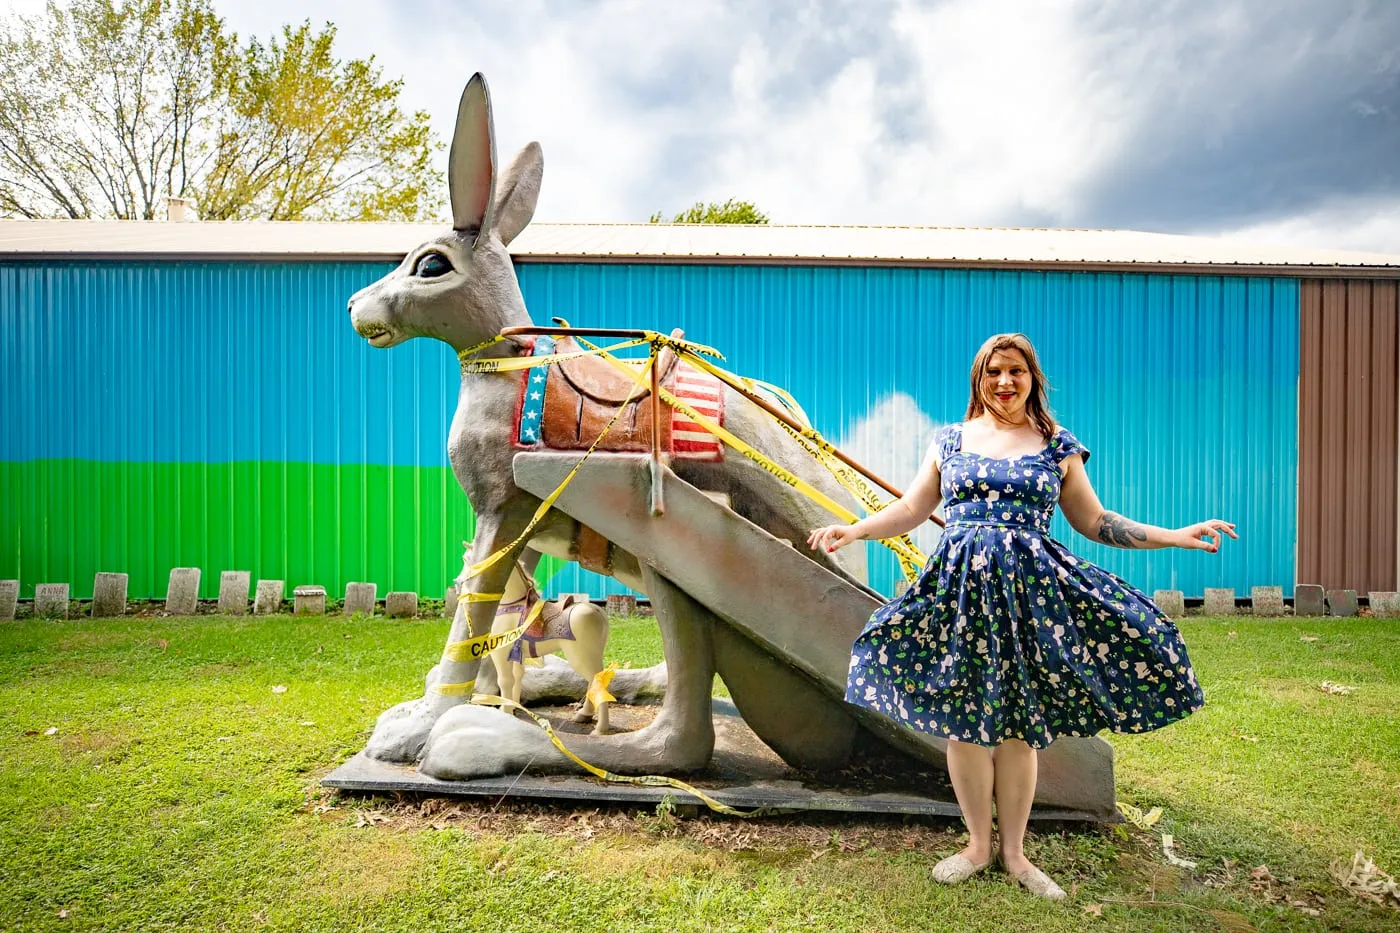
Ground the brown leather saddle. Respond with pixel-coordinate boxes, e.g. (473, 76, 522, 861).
(541, 331, 684, 451)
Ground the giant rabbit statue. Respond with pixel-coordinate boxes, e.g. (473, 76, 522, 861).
(347, 73, 874, 781)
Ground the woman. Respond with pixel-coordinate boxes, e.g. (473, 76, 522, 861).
(808, 333, 1234, 900)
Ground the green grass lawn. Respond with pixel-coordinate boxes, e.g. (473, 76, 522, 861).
(1, 612, 1397, 932)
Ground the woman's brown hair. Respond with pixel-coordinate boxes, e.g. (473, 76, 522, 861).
(964, 333, 1057, 440)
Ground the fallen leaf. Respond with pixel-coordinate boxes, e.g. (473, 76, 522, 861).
(1299, 635, 1319, 642)
(1236, 733, 1260, 743)
(1227, 631, 1238, 638)
(1318, 681, 1354, 695)
(353, 811, 389, 828)
(57, 909, 69, 919)
(1083, 904, 1103, 917)
(271, 685, 287, 694)
(299, 721, 316, 727)
(44, 727, 58, 736)
(156, 639, 168, 650)
(315, 645, 324, 654)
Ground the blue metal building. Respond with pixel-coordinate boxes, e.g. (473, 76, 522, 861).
(2, 220, 1397, 601)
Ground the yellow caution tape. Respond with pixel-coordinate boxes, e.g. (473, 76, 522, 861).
(462, 592, 505, 603)
(443, 597, 547, 663)
(431, 679, 477, 698)
(459, 338, 651, 374)
(471, 694, 779, 818)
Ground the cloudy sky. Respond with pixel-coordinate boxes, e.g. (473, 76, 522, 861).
(6, 0, 1399, 251)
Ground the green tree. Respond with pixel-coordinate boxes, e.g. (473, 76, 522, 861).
(0, 0, 442, 221)
(648, 198, 769, 224)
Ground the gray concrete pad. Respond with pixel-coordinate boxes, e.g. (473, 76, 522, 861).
(91, 573, 128, 618)
(35, 583, 69, 619)
(1294, 584, 1326, 616)
(294, 585, 326, 615)
(386, 592, 418, 618)
(1203, 588, 1236, 616)
(325, 701, 1105, 822)
(1152, 589, 1185, 619)
(1327, 589, 1359, 617)
(1369, 591, 1400, 618)
(218, 571, 250, 615)
(166, 568, 201, 615)
(344, 582, 376, 616)
(254, 580, 285, 615)
(0, 580, 17, 621)
(1250, 586, 1285, 616)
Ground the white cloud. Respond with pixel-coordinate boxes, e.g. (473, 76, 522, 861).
(836, 392, 944, 555)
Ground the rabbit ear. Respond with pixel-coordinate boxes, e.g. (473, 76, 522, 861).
(493, 142, 543, 247)
(449, 73, 497, 243)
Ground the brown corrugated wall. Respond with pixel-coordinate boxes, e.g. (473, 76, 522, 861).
(1298, 279, 1400, 595)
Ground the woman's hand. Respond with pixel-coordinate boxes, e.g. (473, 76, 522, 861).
(808, 524, 863, 554)
(1173, 520, 1238, 553)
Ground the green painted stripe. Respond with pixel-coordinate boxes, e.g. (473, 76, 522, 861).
(0, 460, 565, 600)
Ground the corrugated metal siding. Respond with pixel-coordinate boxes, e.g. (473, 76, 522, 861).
(1, 259, 1299, 600)
(1297, 279, 1399, 594)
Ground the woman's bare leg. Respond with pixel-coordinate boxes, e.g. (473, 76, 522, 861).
(946, 737, 996, 865)
(991, 739, 1038, 874)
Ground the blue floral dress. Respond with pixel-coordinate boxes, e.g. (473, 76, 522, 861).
(845, 423, 1204, 749)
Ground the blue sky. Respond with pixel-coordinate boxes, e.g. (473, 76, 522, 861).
(6, 0, 1399, 251)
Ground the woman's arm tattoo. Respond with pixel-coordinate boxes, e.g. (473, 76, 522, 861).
(1098, 511, 1149, 548)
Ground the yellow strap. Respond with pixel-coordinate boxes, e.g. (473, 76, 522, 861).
(430, 679, 477, 698)
(443, 598, 547, 663)
(459, 338, 651, 374)
(462, 592, 504, 603)
(471, 695, 779, 818)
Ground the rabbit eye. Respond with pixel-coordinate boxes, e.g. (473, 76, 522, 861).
(413, 252, 453, 278)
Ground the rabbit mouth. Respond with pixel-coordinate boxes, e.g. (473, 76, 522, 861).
(357, 322, 396, 347)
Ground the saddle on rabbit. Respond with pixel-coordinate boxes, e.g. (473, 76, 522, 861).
(515, 334, 724, 461)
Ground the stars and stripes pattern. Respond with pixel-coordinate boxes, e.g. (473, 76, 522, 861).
(669, 364, 725, 461)
(516, 336, 553, 446)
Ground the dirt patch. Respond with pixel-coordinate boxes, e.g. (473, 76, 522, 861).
(304, 785, 970, 857)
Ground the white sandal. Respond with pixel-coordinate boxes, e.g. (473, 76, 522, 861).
(931, 853, 992, 883)
(1009, 864, 1067, 900)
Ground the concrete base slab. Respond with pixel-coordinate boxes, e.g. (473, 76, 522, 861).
(325, 701, 1104, 822)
